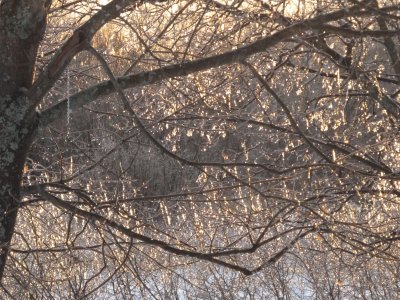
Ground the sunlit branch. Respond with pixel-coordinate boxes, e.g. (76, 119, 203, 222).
(317, 25, 400, 38)
(34, 186, 299, 276)
(28, 173, 397, 211)
(75, 46, 292, 176)
(327, 228, 400, 261)
(39, 3, 373, 127)
(49, 0, 85, 13)
(254, 205, 295, 245)
(242, 61, 334, 163)
(122, 0, 196, 75)
(41, 89, 394, 176)
(3, 0, 400, 295)
(286, 61, 398, 84)
(29, 0, 166, 109)
(83, 235, 134, 298)
(11, 243, 123, 254)
(251, 230, 314, 273)
(220, 116, 394, 174)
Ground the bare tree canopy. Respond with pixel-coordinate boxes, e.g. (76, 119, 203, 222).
(0, 0, 399, 298)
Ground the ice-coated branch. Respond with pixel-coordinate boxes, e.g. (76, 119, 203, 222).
(40, 3, 376, 127)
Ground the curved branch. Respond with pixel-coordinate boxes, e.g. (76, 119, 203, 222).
(34, 186, 310, 276)
(39, 3, 371, 127)
(28, 0, 160, 109)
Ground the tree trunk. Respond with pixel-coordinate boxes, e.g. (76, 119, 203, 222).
(0, 0, 49, 279)
(0, 111, 37, 278)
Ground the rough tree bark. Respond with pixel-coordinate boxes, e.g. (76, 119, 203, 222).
(0, 0, 148, 282)
(0, 0, 139, 281)
(0, 0, 50, 278)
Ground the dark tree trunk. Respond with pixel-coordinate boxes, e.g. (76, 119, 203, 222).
(0, 0, 50, 279)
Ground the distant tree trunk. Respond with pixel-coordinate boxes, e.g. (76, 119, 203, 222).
(0, 0, 49, 279)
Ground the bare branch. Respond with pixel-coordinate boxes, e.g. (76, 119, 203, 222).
(28, 0, 163, 109)
(39, 3, 371, 127)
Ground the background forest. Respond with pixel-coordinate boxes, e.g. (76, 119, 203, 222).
(0, 0, 399, 298)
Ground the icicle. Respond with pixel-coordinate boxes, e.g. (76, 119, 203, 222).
(70, 156, 74, 175)
(67, 66, 71, 134)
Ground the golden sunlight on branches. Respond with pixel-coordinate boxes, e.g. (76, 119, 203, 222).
(0, 0, 399, 298)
